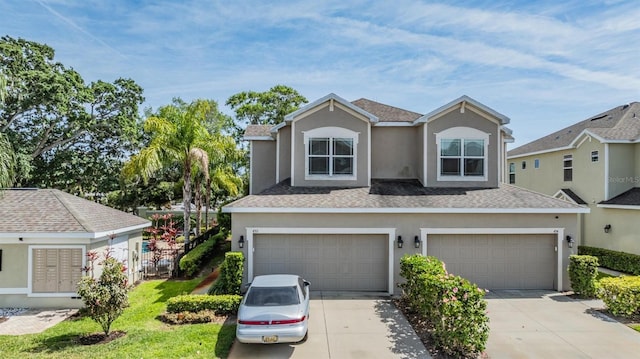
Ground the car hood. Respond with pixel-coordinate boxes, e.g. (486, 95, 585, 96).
(238, 304, 306, 321)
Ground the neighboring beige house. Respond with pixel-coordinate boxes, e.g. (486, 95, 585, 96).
(224, 94, 588, 294)
(0, 189, 150, 308)
(508, 102, 640, 255)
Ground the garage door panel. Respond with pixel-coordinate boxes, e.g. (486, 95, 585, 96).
(254, 234, 387, 291)
(428, 234, 556, 290)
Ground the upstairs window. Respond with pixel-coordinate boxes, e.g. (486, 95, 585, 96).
(534, 159, 540, 169)
(521, 161, 526, 170)
(436, 127, 489, 181)
(308, 138, 354, 175)
(563, 154, 573, 181)
(591, 151, 599, 162)
(304, 127, 358, 180)
(509, 162, 516, 184)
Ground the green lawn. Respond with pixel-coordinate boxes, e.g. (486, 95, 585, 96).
(0, 278, 236, 359)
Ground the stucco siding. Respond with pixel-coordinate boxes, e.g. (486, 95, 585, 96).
(231, 212, 577, 292)
(426, 109, 499, 187)
(371, 127, 418, 179)
(586, 206, 640, 254)
(608, 143, 636, 199)
(250, 140, 277, 194)
(293, 105, 370, 186)
(278, 125, 291, 182)
(0, 245, 28, 288)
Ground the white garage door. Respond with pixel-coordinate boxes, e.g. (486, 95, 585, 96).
(253, 234, 388, 291)
(427, 234, 556, 290)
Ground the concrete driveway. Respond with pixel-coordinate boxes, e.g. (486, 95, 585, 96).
(486, 290, 640, 358)
(228, 292, 430, 359)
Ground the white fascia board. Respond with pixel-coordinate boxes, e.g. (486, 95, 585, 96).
(0, 288, 29, 294)
(243, 136, 274, 141)
(223, 207, 590, 214)
(508, 146, 574, 159)
(597, 204, 640, 210)
(271, 122, 287, 132)
(0, 223, 148, 240)
(373, 122, 415, 127)
(284, 93, 379, 123)
(415, 95, 510, 125)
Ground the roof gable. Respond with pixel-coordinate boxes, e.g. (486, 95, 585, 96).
(284, 93, 378, 123)
(415, 95, 510, 125)
(0, 189, 150, 237)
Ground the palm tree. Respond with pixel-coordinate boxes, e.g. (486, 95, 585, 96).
(123, 99, 226, 245)
(0, 73, 15, 189)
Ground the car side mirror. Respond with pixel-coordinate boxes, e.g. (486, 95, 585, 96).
(241, 283, 251, 295)
(303, 280, 310, 287)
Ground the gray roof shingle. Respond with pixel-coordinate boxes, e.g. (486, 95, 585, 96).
(352, 98, 422, 123)
(244, 125, 273, 138)
(559, 189, 587, 205)
(224, 179, 585, 212)
(599, 187, 640, 206)
(0, 189, 150, 234)
(509, 102, 640, 157)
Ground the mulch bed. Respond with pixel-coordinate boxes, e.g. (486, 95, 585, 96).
(78, 330, 126, 345)
(393, 297, 487, 359)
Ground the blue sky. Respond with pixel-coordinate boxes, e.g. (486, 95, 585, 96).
(2, 0, 639, 148)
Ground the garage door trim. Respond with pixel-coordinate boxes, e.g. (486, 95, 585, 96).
(245, 227, 396, 294)
(420, 227, 564, 291)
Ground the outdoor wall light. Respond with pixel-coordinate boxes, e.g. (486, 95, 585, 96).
(19, 237, 23, 241)
(397, 236, 403, 248)
(604, 224, 612, 233)
(566, 235, 574, 248)
(239, 235, 245, 249)
(414, 236, 421, 248)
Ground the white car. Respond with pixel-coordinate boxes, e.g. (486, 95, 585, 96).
(236, 274, 310, 344)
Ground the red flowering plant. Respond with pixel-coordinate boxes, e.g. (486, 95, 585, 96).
(144, 213, 180, 272)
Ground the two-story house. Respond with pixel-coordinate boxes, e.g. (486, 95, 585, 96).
(508, 102, 640, 255)
(223, 94, 587, 294)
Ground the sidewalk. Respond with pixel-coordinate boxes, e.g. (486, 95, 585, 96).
(0, 309, 77, 335)
(191, 267, 220, 294)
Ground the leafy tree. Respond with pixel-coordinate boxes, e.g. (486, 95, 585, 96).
(0, 36, 144, 193)
(77, 255, 129, 336)
(226, 85, 307, 145)
(123, 98, 235, 244)
(0, 133, 14, 188)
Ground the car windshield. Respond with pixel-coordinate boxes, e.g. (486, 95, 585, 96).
(245, 286, 300, 306)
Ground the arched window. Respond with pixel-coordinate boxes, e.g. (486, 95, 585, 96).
(303, 127, 359, 180)
(435, 127, 489, 181)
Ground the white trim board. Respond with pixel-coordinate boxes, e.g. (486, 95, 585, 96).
(0, 288, 28, 295)
(0, 223, 148, 241)
(245, 227, 396, 295)
(224, 207, 590, 214)
(419, 227, 564, 291)
(597, 204, 640, 210)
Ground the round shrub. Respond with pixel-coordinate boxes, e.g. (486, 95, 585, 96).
(568, 255, 599, 297)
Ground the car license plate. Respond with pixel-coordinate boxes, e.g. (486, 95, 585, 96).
(262, 335, 278, 343)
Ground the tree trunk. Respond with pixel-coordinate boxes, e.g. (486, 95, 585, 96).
(205, 177, 211, 230)
(194, 177, 202, 237)
(183, 158, 191, 246)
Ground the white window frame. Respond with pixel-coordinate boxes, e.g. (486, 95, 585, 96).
(508, 162, 516, 184)
(591, 151, 599, 162)
(436, 127, 489, 182)
(563, 154, 573, 182)
(303, 127, 359, 181)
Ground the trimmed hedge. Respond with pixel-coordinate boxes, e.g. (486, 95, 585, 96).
(209, 252, 244, 295)
(179, 232, 225, 277)
(166, 294, 242, 315)
(568, 255, 599, 297)
(598, 276, 640, 317)
(399, 254, 489, 357)
(578, 246, 640, 275)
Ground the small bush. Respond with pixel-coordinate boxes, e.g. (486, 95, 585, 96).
(209, 252, 244, 295)
(161, 310, 225, 325)
(399, 254, 489, 357)
(598, 276, 640, 317)
(399, 254, 446, 316)
(578, 246, 640, 275)
(568, 255, 599, 297)
(179, 232, 225, 277)
(166, 294, 242, 315)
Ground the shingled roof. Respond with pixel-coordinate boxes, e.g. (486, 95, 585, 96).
(224, 179, 587, 213)
(351, 98, 422, 123)
(0, 189, 149, 236)
(509, 102, 640, 157)
(599, 187, 640, 206)
(244, 124, 273, 138)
